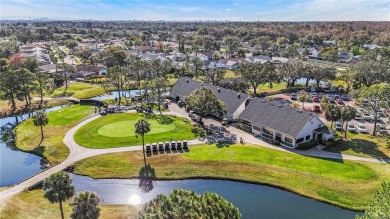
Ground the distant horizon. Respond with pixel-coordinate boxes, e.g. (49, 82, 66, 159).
(1, 0, 389, 22)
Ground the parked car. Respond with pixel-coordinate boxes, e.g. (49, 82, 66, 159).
(312, 96, 319, 102)
(324, 88, 330, 93)
(376, 124, 388, 134)
(355, 113, 362, 120)
(347, 123, 357, 132)
(221, 118, 228, 126)
(312, 93, 318, 97)
(290, 93, 297, 100)
(313, 105, 321, 112)
(341, 95, 350, 101)
(328, 97, 335, 104)
(376, 109, 387, 117)
(357, 108, 366, 113)
(336, 99, 344, 105)
(333, 95, 340, 100)
(335, 121, 343, 131)
(363, 113, 374, 121)
(356, 124, 368, 133)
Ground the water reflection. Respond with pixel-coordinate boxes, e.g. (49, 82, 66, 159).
(71, 175, 361, 219)
(0, 105, 67, 186)
(139, 164, 156, 193)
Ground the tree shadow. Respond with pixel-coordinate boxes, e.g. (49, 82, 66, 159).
(138, 164, 156, 193)
(328, 138, 389, 159)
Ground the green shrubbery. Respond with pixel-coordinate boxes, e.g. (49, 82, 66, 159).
(136, 189, 241, 219)
(296, 139, 319, 150)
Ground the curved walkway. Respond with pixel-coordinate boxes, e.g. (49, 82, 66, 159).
(1, 107, 389, 202)
(0, 113, 201, 202)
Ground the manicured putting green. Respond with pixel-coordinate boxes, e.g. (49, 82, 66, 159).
(74, 113, 195, 148)
(97, 120, 176, 137)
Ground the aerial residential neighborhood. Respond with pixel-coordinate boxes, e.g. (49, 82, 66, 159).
(0, 1, 389, 219)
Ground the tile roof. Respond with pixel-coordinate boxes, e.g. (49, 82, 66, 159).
(239, 98, 316, 137)
(171, 77, 248, 115)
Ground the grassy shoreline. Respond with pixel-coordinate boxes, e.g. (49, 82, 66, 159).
(15, 105, 94, 164)
(0, 189, 141, 219)
(73, 144, 390, 211)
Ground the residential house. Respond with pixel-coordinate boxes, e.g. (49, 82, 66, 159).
(20, 45, 51, 64)
(218, 58, 247, 70)
(239, 98, 334, 148)
(36, 64, 59, 75)
(170, 77, 248, 121)
(75, 65, 107, 79)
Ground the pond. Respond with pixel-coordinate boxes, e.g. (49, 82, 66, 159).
(72, 174, 361, 219)
(90, 90, 145, 101)
(0, 105, 70, 187)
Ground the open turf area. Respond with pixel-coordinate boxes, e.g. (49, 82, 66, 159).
(73, 143, 390, 211)
(51, 82, 105, 99)
(15, 105, 95, 163)
(74, 113, 195, 148)
(0, 189, 140, 219)
(326, 131, 390, 159)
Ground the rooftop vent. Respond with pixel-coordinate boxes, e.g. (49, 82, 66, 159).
(217, 88, 221, 93)
(186, 79, 189, 83)
(261, 99, 266, 103)
(278, 104, 283, 107)
(237, 93, 241, 98)
(201, 83, 203, 86)
(297, 110, 302, 113)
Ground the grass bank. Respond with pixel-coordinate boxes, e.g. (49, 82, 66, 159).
(15, 105, 94, 164)
(326, 131, 390, 159)
(0, 99, 71, 118)
(74, 113, 195, 148)
(0, 189, 140, 219)
(51, 82, 105, 99)
(73, 144, 390, 211)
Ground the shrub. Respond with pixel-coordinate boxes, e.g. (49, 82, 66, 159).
(237, 123, 252, 132)
(192, 126, 206, 137)
(296, 139, 319, 150)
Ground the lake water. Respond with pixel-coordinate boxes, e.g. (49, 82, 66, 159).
(0, 105, 70, 186)
(72, 174, 360, 219)
(90, 90, 145, 101)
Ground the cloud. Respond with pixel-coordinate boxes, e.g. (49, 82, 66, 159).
(226, 8, 235, 11)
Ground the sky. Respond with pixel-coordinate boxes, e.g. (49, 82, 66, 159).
(1, 0, 389, 21)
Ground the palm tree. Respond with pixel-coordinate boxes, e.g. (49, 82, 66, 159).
(298, 91, 308, 110)
(71, 191, 100, 219)
(341, 106, 357, 139)
(43, 172, 75, 219)
(135, 119, 151, 167)
(33, 110, 49, 145)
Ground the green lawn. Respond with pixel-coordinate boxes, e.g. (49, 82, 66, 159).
(0, 189, 140, 219)
(73, 143, 390, 211)
(74, 113, 195, 148)
(15, 105, 94, 163)
(327, 131, 390, 158)
(255, 82, 287, 93)
(224, 70, 237, 78)
(51, 83, 105, 99)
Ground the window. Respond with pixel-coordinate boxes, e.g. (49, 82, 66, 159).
(264, 128, 274, 135)
(275, 133, 282, 138)
(285, 136, 293, 143)
(253, 126, 261, 131)
(306, 135, 310, 140)
(296, 138, 304, 144)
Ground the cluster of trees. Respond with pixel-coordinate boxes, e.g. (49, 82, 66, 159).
(0, 56, 74, 114)
(136, 188, 241, 219)
(43, 172, 100, 219)
(2, 21, 390, 49)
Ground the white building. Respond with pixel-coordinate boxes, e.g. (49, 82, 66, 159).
(239, 98, 334, 148)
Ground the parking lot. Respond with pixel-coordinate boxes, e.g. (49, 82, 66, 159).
(269, 90, 390, 136)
